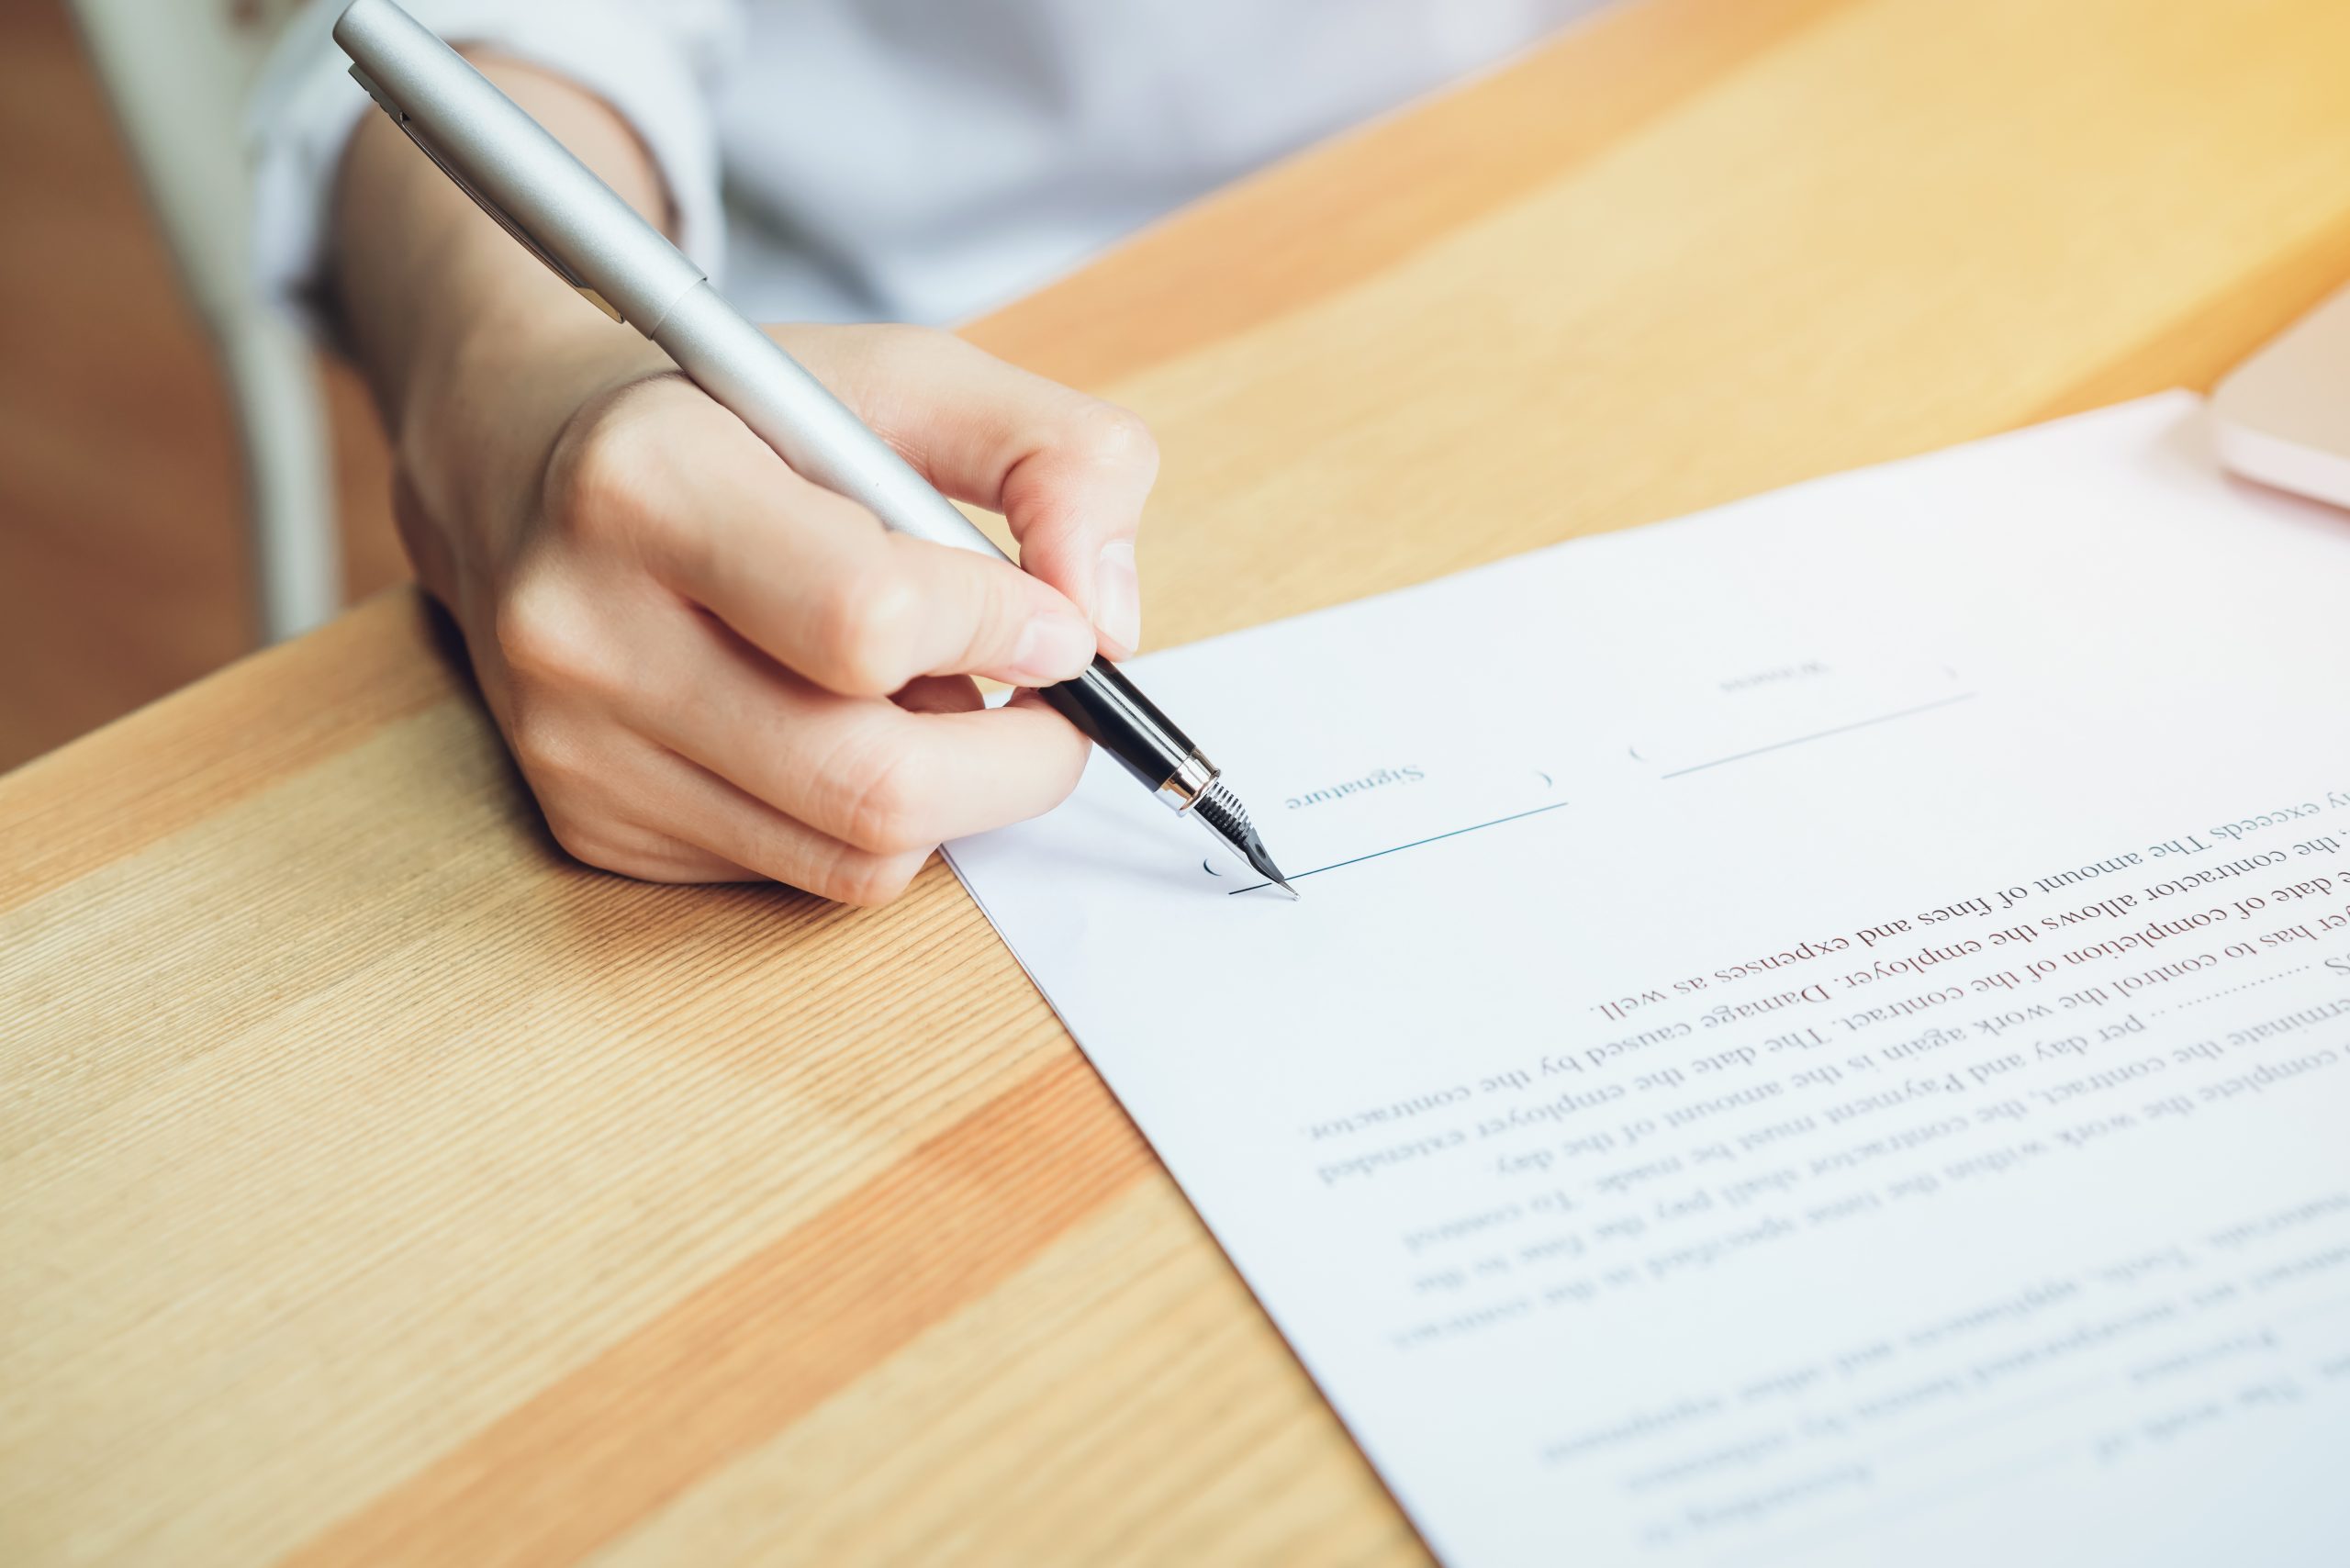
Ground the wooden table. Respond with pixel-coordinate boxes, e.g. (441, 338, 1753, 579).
(10, 0, 2350, 1561)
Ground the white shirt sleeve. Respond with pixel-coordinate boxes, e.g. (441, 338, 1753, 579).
(248, 0, 741, 336)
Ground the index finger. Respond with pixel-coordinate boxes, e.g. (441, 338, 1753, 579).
(653, 417, 1099, 699)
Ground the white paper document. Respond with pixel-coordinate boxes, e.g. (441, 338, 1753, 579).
(945, 395, 2350, 1565)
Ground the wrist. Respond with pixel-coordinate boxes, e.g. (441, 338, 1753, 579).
(397, 294, 666, 544)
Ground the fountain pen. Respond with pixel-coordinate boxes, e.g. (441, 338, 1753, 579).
(334, 0, 1296, 897)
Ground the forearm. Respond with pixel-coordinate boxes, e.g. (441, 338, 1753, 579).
(308, 50, 1157, 906)
(326, 56, 673, 445)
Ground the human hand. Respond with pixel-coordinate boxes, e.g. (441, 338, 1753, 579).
(393, 320, 1157, 903)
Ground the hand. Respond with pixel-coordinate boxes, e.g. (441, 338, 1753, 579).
(393, 320, 1158, 903)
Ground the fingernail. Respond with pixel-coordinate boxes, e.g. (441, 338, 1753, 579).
(1094, 541, 1141, 651)
(1010, 611, 1096, 685)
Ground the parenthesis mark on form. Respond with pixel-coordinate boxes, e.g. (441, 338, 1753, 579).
(1627, 745, 1644, 762)
(1536, 770, 1554, 790)
(1203, 858, 1224, 877)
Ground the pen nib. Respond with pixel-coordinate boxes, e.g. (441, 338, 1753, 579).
(1195, 778, 1301, 900)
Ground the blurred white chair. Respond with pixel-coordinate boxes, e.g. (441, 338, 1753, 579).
(69, 0, 339, 644)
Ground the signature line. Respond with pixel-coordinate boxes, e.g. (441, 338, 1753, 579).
(1227, 801, 1569, 895)
(1658, 692, 1978, 779)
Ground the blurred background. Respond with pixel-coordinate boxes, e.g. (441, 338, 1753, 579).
(1, 0, 402, 775)
(2, 1, 1600, 779)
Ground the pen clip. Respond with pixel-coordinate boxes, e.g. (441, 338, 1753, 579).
(347, 64, 623, 324)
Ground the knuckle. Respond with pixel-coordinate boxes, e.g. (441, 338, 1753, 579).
(502, 700, 588, 790)
(541, 806, 621, 874)
(840, 741, 938, 857)
(811, 566, 923, 694)
(1059, 398, 1158, 476)
(543, 385, 677, 543)
(967, 569, 1047, 673)
(818, 846, 926, 908)
(543, 801, 710, 885)
(494, 577, 602, 689)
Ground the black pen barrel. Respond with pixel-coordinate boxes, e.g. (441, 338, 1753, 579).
(1038, 656, 1199, 796)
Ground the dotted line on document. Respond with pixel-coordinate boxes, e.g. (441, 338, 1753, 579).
(2150, 965, 2312, 1017)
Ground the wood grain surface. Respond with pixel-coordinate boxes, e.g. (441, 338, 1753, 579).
(9, 0, 2350, 1562)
